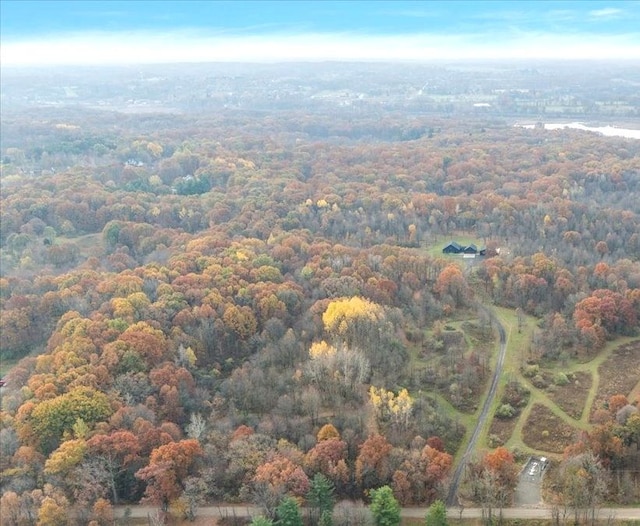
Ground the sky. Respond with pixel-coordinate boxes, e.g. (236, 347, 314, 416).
(1, 0, 640, 65)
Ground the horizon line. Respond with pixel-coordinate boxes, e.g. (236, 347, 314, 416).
(2, 29, 640, 66)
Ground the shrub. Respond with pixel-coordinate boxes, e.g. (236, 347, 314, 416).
(554, 372, 569, 386)
(522, 364, 539, 378)
(495, 404, 517, 419)
(532, 374, 547, 389)
(502, 381, 531, 408)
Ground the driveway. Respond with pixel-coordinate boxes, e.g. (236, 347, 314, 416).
(515, 457, 548, 506)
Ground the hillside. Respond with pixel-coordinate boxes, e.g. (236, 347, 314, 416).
(1, 64, 640, 523)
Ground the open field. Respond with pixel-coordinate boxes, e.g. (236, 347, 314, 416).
(523, 403, 579, 454)
(591, 340, 640, 419)
(546, 370, 592, 420)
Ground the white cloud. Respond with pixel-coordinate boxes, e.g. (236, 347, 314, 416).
(589, 7, 623, 19)
(1, 29, 639, 66)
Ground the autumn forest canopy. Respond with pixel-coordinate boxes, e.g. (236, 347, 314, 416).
(0, 62, 639, 522)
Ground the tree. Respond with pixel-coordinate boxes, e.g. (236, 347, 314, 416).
(317, 424, 340, 442)
(92, 498, 114, 526)
(276, 496, 303, 526)
(37, 496, 68, 526)
(369, 386, 414, 430)
(26, 386, 113, 454)
(0, 491, 21, 526)
(434, 265, 470, 308)
(369, 486, 401, 526)
(307, 473, 336, 524)
(44, 438, 87, 476)
(135, 439, 203, 507)
(355, 435, 393, 491)
(558, 452, 609, 525)
(425, 500, 448, 526)
(467, 448, 518, 522)
(87, 430, 142, 503)
(305, 437, 348, 484)
(252, 455, 310, 516)
(322, 296, 385, 349)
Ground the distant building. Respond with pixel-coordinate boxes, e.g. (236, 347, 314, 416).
(463, 243, 478, 254)
(443, 241, 464, 254)
(443, 241, 487, 256)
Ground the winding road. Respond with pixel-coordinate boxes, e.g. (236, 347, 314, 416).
(446, 305, 508, 505)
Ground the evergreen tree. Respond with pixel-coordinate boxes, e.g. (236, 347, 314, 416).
(425, 500, 448, 526)
(307, 473, 336, 523)
(369, 486, 400, 526)
(276, 497, 303, 526)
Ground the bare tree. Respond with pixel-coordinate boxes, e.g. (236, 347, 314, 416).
(559, 453, 609, 526)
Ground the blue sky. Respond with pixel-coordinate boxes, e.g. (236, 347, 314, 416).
(2, 1, 639, 65)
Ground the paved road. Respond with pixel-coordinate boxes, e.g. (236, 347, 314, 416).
(113, 504, 640, 521)
(446, 305, 508, 506)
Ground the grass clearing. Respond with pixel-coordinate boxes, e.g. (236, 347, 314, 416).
(423, 232, 486, 260)
(591, 340, 640, 420)
(546, 370, 592, 420)
(410, 305, 637, 465)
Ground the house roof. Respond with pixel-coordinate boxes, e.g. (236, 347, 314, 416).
(444, 241, 463, 250)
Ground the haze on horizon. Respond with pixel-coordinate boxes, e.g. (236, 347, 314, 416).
(1, 0, 640, 66)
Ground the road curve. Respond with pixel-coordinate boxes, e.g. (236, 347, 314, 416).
(446, 305, 507, 505)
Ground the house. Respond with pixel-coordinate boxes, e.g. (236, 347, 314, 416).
(463, 243, 478, 254)
(442, 241, 463, 254)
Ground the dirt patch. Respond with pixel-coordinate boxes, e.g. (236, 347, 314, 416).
(592, 341, 640, 420)
(546, 370, 592, 420)
(522, 404, 579, 454)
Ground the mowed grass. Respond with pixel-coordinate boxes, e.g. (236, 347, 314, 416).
(590, 339, 640, 419)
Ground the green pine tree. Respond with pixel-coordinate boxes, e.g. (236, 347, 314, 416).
(276, 497, 303, 526)
(250, 517, 274, 526)
(307, 473, 336, 522)
(369, 486, 401, 526)
(425, 500, 448, 526)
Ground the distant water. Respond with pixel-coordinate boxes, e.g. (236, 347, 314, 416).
(516, 122, 640, 140)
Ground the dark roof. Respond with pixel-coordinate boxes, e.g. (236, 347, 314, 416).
(444, 241, 463, 250)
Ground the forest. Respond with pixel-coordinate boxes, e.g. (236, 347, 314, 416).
(0, 63, 639, 525)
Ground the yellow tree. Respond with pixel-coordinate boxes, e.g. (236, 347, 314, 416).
(322, 296, 385, 349)
(369, 387, 414, 429)
(37, 496, 68, 526)
(44, 439, 87, 476)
